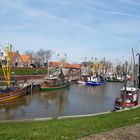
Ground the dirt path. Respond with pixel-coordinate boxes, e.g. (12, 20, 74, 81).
(79, 123, 140, 140)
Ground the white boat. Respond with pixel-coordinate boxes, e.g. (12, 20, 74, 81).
(77, 80, 85, 84)
(114, 87, 138, 110)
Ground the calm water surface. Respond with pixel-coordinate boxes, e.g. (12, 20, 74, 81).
(0, 82, 123, 120)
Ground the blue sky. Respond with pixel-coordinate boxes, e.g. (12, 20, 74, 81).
(0, 0, 140, 63)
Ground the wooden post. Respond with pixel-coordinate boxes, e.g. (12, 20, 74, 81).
(31, 77, 33, 95)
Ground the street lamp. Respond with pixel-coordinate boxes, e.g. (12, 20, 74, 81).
(57, 53, 67, 67)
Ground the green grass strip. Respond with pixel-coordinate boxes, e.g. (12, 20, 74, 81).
(0, 108, 140, 140)
(0, 69, 47, 75)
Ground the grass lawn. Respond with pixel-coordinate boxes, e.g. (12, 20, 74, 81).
(0, 69, 47, 75)
(0, 108, 140, 140)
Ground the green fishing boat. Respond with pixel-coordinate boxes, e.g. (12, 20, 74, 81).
(40, 78, 70, 91)
(40, 67, 70, 91)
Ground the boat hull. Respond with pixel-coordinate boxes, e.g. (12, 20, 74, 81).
(0, 87, 27, 102)
(40, 82, 70, 91)
(77, 81, 85, 84)
(86, 81, 106, 86)
(106, 79, 118, 82)
(114, 97, 137, 110)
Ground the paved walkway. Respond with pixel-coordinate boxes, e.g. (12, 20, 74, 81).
(79, 123, 140, 140)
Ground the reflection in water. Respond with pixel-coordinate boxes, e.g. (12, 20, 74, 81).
(0, 83, 122, 120)
(40, 88, 69, 116)
(0, 96, 30, 120)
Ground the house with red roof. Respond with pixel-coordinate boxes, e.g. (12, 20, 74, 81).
(10, 50, 23, 67)
(49, 61, 81, 77)
(10, 50, 33, 67)
(20, 55, 33, 67)
(49, 61, 61, 68)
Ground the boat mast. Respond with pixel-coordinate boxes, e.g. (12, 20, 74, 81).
(0, 49, 7, 84)
(132, 48, 136, 87)
(6, 44, 12, 87)
(0, 43, 12, 88)
(138, 53, 140, 89)
(122, 61, 128, 109)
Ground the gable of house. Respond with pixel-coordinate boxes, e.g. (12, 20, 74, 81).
(10, 50, 22, 66)
(49, 61, 61, 67)
(20, 55, 32, 63)
(69, 64, 80, 69)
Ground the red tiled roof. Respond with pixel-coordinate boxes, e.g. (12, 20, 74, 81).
(69, 64, 80, 69)
(63, 63, 70, 68)
(10, 52, 17, 59)
(49, 61, 80, 69)
(10, 51, 20, 60)
(49, 61, 61, 67)
(21, 55, 32, 62)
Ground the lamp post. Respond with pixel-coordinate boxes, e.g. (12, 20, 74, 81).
(57, 53, 67, 68)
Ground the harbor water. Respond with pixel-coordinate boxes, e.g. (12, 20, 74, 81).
(0, 82, 123, 120)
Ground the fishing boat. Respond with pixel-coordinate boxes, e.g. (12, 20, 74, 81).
(116, 76, 125, 83)
(106, 78, 118, 82)
(0, 86, 27, 102)
(40, 77, 70, 91)
(85, 75, 106, 86)
(40, 67, 70, 91)
(0, 43, 27, 102)
(77, 76, 86, 84)
(114, 49, 140, 110)
(77, 81, 85, 84)
(106, 73, 118, 82)
(114, 87, 138, 110)
(86, 81, 106, 86)
(106, 76, 124, 83)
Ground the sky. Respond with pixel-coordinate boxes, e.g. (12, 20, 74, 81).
(0, 0, 140, 63)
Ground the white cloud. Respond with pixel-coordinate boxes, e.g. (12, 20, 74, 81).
(53, 0, 140, 18)
(118, 0, 140, 6)
(0, 0, 103, 35)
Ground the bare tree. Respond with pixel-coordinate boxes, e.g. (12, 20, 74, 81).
(36, 49, 52, 67)
(24, 49, 52, 67)
(24, 50, 36, 66)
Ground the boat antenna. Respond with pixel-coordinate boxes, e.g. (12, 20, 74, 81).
(132, 48, 136, 87)
(137, 52, 140, 89)
(137, 40, 140, 89)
